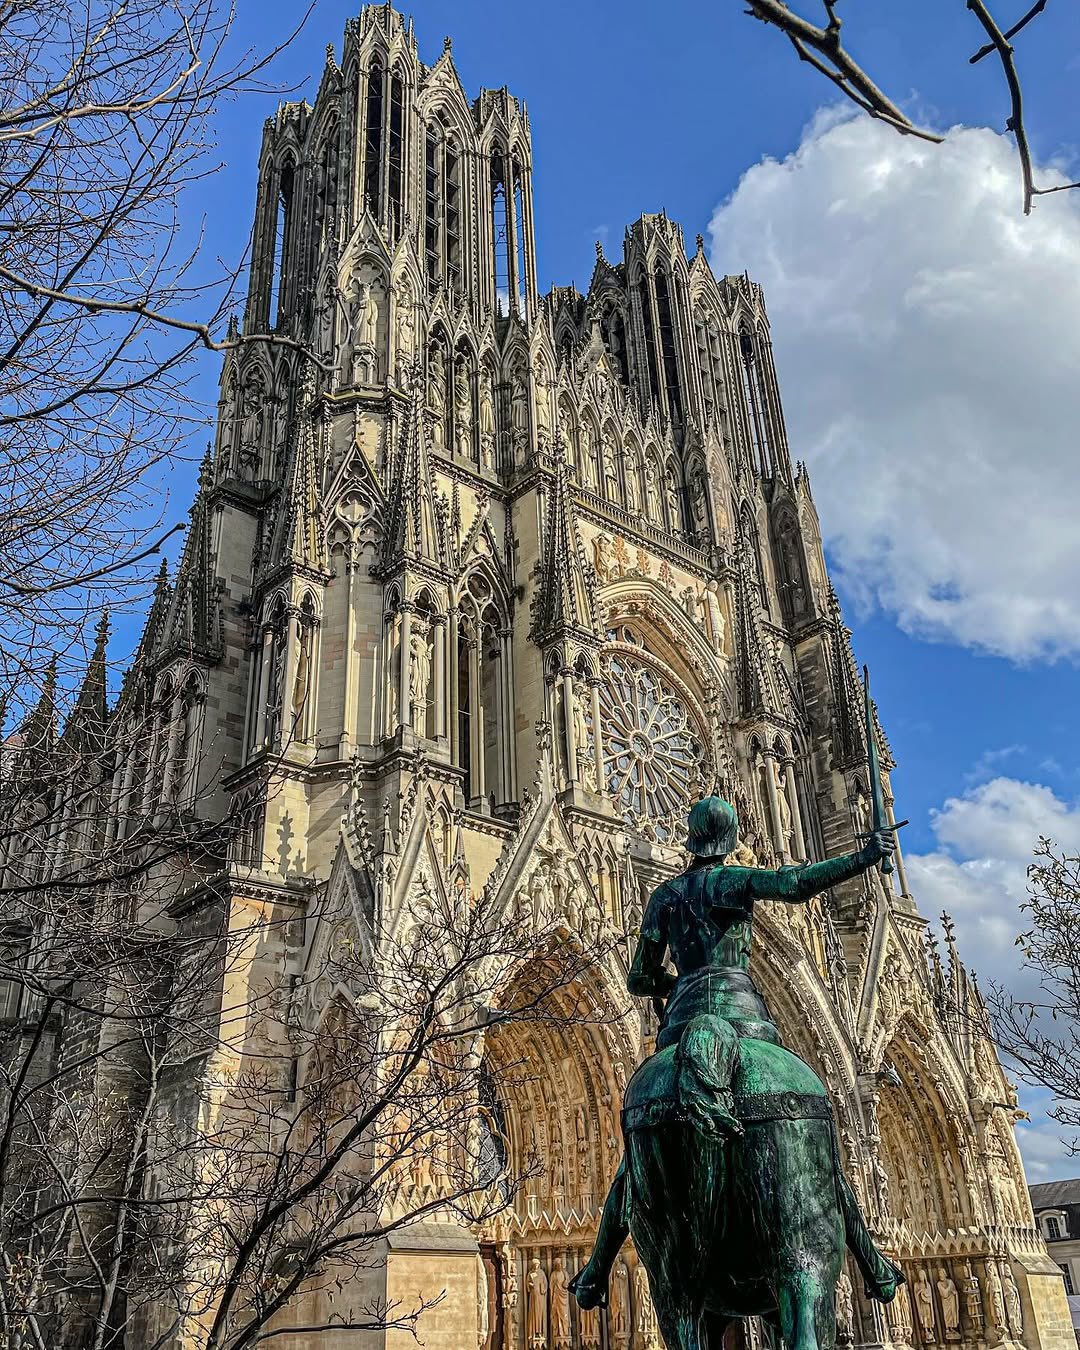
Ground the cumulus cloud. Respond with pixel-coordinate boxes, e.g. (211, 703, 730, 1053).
(906, 776, 1080, 1178)
(708, 109, 1080, 662)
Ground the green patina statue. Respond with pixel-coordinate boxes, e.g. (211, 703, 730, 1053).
(570, 795, 904, 1350)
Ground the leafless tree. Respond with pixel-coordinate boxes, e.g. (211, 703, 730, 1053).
(0, 716, 618, 1348)
(0, 0, 312, 721)
(745, 0, 1077, 214)
(985, 840, 1080, 1151)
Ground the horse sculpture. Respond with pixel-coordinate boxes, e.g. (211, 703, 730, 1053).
(571, 797, 903, 1350)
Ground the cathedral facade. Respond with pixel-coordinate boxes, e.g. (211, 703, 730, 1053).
(53, 6, 1072, 1348)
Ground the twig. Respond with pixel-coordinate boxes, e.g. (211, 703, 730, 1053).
(970, 0, 1048, 63)
(0, 265, 331, 369)
(744, 0, 944, 144)
(965, 0, 1036, 213)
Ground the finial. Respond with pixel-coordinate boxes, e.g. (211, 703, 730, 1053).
(94, 608, 110, 648)
(595, 239, 605, 261)
(326, 42, 336, 64)
(696, 233, 705, 254)
(443, 34, 452, 54)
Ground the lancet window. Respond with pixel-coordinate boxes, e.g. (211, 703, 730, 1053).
(491, 151, 511, 317)
(362, 60, 384, 217)
(654, 268, 682, 424)
(424, 118, 463, 293)
(453, 572, 513, 808)
(314, 122, 340, 242)
(269, 159, 296, 332)
(603, 306, 630, 387)
(638, 279, 661, 406)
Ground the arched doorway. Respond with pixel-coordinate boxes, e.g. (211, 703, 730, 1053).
(480, 961, 637, 1350)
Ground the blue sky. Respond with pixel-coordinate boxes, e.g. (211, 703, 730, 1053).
(146, 1, 1080, 1176)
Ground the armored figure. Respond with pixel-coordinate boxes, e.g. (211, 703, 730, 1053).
(571, 796, 903, 1350)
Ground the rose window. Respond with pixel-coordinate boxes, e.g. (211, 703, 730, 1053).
(598, 652, 706, 843)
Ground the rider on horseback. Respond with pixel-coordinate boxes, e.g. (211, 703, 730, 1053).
(571, 796, 904, 1313)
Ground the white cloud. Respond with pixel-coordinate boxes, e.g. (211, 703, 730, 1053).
(708, 109, 1080, 661)
(906, 776, 1080, 1178)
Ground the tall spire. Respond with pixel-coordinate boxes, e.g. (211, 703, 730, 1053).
(162, 452, 220, 660)
(380, 365, 447, 571)
(530, 459, 596, 645)
(826, 583, 865, 767)
(65, 611, 111, 755)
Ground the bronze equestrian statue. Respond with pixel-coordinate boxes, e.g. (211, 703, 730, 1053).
(570, 796, 903, 1350)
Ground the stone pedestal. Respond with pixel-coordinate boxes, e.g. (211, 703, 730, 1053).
(386, 1223, 482, 1350)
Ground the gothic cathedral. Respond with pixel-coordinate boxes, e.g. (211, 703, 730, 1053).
(105, 6, 1071, 1349)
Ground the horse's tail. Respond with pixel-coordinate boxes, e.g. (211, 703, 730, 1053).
(674, 1015, 744, 1138)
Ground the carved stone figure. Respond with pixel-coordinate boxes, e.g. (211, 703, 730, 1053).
(238, 373, 266, 479)
(592, 533, 612, 583)
(578, 1290, 601, 1350)
(914, 1267, 936, 1341)
(347, 279, 379, 384)
(986, 1259, 1008, 1340)
(645, 458, 662, 521)
(511, 375, 529, 457)
(937, 1266, 961, 1340)
(626, 459, 642, 512)
(394, 285, 414, 375)
(1003, 1264, 1023, 1337)
(665, 468, 681, 528)
(479, 368, 496, 468)
(454, 361, 473, 457)
(610, 1258, 631, 1342)
(580, 421, 596, 488)
(409, 630, 431, 723)
(428, 348, 447, 449)
(571, 682, 590, 764)
(526, 1257, 547, 1347)
(549, 1256, 572, 1348)
(775, 764, 795, 853)
(836, 1270, 855, 1345)
(962, 1261, 984, 1336)
(634, 1261, 660, 1348)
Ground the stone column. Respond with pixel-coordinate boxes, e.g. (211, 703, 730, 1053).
(254, 626, 274, 748)
(449, 607, 460, 763)
(342, 561, 357, 751)
(432, 615, 447, 741)
(505, 631, 518, 800)
(560, 668, 578, 785)
(397, 604, 413, 732)
(468, 639, 484, 801)
(886, 797, 911, 897)
(783, 756, 807, 861)
(498, 630, 512, 801)
(589, 677, 605, 794)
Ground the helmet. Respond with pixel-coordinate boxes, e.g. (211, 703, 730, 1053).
(685, 796, 739, 858)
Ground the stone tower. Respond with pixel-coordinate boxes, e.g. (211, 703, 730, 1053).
(55, 5, 1071, 1347)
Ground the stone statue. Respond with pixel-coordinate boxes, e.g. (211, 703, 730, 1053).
(580, 421, 596, 488)
(914, 1267, 936, 1342)
(987, 1260, 1008, 1340)
(962, 1262, 984, 1336)
(348, 279, 379, 384)
(549, 1256, 572, 1348)
(1003, 1264, 1023, 1336)
(394, 286, 414, 375)
(511, 375, 529, 457)
(645, 459, 662, 521)
(626, 459, 642, 512)
(937, 1266, 961, 1340)
(454, 361, 473, 457)
(239, 374, 266, 479)
(706, 582, 726, 655)
(479, 369, 496, 468)
(610, 1258, 631, 1342)
(578, 1286, 601, 1350)
(526, 1257, 547, 1348)
(409, 630, 431, 723)
(571, 682, 590, 767)
(836, 1269, 855, 1345)
(592, 533, 612, 584)
(570, 796, 904, 1350)
(428, 348, 447, 449)
(775, 764, 795, 854)
(634, 1261, 661, 1347)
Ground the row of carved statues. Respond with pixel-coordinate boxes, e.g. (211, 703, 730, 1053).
(882, 1257, 1025, 1347)
(498, 1248, 660, 1350)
